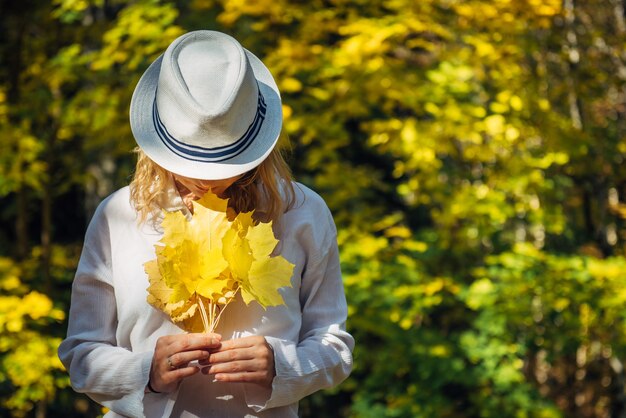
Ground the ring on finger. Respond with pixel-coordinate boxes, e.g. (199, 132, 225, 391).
(167, 356, 177, 371)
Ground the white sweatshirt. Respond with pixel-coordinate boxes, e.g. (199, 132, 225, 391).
(58, 181, 354, 418)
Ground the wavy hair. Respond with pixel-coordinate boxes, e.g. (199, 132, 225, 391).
(129, 145, 295, 224)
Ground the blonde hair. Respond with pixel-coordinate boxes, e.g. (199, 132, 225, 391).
(129, 146, 295, 224)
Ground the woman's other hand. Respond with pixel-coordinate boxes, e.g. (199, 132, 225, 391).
(201, 335, 275, 388)
(149, 333, 222, 393)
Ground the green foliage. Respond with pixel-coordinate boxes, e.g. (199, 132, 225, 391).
(2, 0, 626, 416)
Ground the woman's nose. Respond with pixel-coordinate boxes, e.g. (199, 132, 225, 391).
(194, 181, 214, 189)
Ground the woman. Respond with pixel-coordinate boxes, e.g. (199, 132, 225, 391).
(58, 30, 354, 418)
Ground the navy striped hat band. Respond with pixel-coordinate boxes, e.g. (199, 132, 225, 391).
(152, 89, 267, 163)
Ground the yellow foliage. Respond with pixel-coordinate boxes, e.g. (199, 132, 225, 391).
(4, 335, 65, 386)
(509, 95, 523, 111)
(90, 3, 183, 72)
(0, 256, 69, 415)
(24, 292, 56, 320)
(2, 332, 67, 413)
(484, 115, 506, 136)
(218, 0, 294, 26)
(0, 290, 65, 333)
(146, 192, 293, 333)
(466, 278, 496, 310)
(0, 88, 8, 123)
(403, 240, 428, 253)
(281, 77, 303, 93)
(587, 258, 626, 281)
(385, 226, 411, 239)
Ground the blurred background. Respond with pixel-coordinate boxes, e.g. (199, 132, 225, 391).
(2, 0, 626, 417)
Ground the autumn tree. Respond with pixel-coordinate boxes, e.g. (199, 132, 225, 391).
(1, 0, 626, 417)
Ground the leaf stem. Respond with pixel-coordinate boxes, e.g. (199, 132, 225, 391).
(213, 287, 240, 329)
(197, 294, 211, 333)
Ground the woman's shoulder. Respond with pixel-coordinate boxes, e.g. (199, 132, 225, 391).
(291, 182, 328, 208)
(80, 187, 137, 243)
(278, 182, 337, 242)
(287, 182, 333, 219)
(273, 182, 338, 260)
(91, 186, 137, 225)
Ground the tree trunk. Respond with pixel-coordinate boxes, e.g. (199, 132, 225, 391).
(610, 356, 626, 418)
(614, 0, 626, 34)
(35, 398, 46, 418)
(5, 4, 28, 259)
(41, 179, 51, 286)
(16, 188, 28, 259)
(563, 0, 583, 130)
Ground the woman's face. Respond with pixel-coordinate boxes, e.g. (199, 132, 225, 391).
(173, 173, 243, 200)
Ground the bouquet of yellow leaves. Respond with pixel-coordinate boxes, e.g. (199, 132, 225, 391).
(144, 192, 294, 333)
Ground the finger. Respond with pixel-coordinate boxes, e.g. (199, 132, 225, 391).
(150, 365, 200, 392)
(169, 365, 201, 380)
(214, 335, 266, 352)
(207, 347, 256, 365)
(168, 349, 210, 369)
(202, 359, 262, 375)
(167, 333, 222, 353)
(157, 332, 221, 346)
(213, 371, 270, 383)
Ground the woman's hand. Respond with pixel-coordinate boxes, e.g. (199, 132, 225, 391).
(149, 333, 222, 393)
(200, 335, 276, 388)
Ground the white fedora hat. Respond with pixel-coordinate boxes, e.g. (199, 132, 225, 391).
(130, 30, 282, 180)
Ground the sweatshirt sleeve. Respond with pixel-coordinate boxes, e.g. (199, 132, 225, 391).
(57, 204, 154, 418)
(246, 204, 354, 411)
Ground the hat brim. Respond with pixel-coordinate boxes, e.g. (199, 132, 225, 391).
(130, 48, 282, 180)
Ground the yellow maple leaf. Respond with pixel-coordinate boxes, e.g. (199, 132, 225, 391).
(243, 256, 294, 308)
(228, 215, 295, 309)
(196, 191, 229, 212)
(160, 210, 187, 247)
(146, 191, 294, 332)
(146, 193, 231, 331)
(222, 211, 255, 280)
(246, 221, 279, 258)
